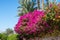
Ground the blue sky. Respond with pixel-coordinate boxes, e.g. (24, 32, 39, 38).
(0, 0, 60, 33)
(0, 0, 19, 32)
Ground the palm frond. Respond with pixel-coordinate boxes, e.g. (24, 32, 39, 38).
(18, 0, 37, 16)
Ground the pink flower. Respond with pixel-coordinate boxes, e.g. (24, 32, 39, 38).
(14, 10, 46, 35)
(49, 3, 53, 8)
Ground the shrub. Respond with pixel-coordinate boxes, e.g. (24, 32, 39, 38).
(7, 34, 18, 40)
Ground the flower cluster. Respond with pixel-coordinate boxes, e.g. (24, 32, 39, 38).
(45, 3, 60, 21)
(14, 3, 60, 38)
(43, 3, 60, 37)
(14, 10, 49, 37)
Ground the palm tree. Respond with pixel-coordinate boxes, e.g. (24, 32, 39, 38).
(42, 0, 44, 10)
(37, 0, 40, 9)
(46, 0, 49, 7)
(18, 0, 37, 16)
(5, 28, 13, 35)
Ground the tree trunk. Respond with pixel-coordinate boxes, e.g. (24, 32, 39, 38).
(42, 0, 44, 10)
(46, 0, 49, 7)
(37, 0, 40, 9)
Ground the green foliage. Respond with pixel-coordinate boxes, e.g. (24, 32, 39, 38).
(18, 0, 37, 16)
(0, 33, 8, 40)
(0, 33, 19, 40)
(5, 28, 13, 35)
(0, 33, 2, 39)
(0, 28, 20, 40)
(7, 34, 18, 40)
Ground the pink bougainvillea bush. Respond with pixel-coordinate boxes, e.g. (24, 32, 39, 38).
(14, 10, 50, 38)
(14, 3, 60, 39)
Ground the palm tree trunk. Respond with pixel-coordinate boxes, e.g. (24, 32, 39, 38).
(37, 0, 40, 9)
(46, 0, 49, 7)
(42, 0, 44, 10)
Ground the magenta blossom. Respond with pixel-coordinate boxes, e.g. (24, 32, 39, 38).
(14, 10, 49, 35)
